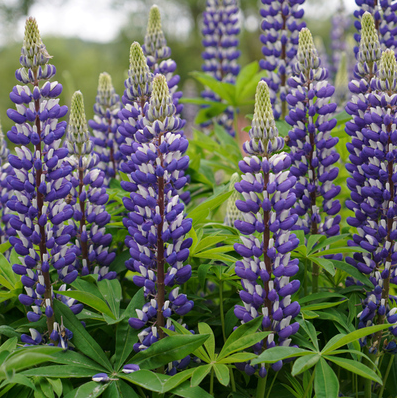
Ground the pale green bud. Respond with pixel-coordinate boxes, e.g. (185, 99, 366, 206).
(96, 72, 119, 110)
(147, 74, 174, 122)
(67, 91, 92, 156)
(297, 28, 319, 73)
(358, 12, 381, 65)
(377, 49, 397, 92)
(224, 173, 242, 228)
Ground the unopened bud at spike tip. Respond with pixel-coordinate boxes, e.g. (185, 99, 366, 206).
(358, 12, 381, 65)
(297, 28, 319, 72)
(144, 5, 170, 61)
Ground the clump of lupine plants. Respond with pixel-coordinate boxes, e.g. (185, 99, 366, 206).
(2, 2, 397, 398)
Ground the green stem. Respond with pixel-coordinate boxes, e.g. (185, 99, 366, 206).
(303, 369, 316, 398)
(210, 367, 214, 396)
(219, 280, 226, 343)
(312, 260, 319, 294)
(304, 259, 308, 297)
(233, 108, 241, 151)
(266, 371, 278, 398)
(256, 373, 267, 398)
(230, 368, 236, 392)
(363, 350, 377, 398)
(379, 354, 394, 398)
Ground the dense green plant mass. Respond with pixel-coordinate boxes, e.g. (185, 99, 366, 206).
(1, 1, 397, 399)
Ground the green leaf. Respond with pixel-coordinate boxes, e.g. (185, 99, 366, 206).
(198, 264, 213, 288)
(53, 299, 113, 371)
(217, 352, 257, 364)
(47, 378, 63, 397)
(291, 354, 320, 376)
(191, 71, 235, 104)
(311, 247, 368, 257)
(2, 374, 36, 392)
(309, 234, 350, 254)
(235, 62, 259, 98)
(298, 292, 346, 305)
(324, 355, 382, 384)
(117, 379, 139, 398)
(198, 323, 215, 360)
(162, 369, 194, 392)
(299, 320, 319, 350)
(251, 347, 314, 365)
(334, 110, 350, 125)
(330, 260, 373, 287)
(115, 288, 145, 371)
(301, 300, 347, 312)
(119, 370, 164, 393)
(0, 252, 17, 288)
(306, 234, 325, 253)
(307, 256, 335, 275)
(322, 324, 392, 354)
(169, 380, 213, 398)
(0, 337, 18, 353)
(53, 290, 114, 319)
(50, 351, 107, 372)
(64, 381, 109, 398)
(0, 325, 19, 338)
(275, 120, 290, 137)
(130, 334, 210, 370)
(195, 103, 229, 125)
(70, 278, 104, 300)
(191, 364, 212, 387)
(314, 358, 339, 398)
(97, 279, 122, 319)
(213, 364, 230, 387)
(239, 70, 267, 101)
(21, 365, 96, 378)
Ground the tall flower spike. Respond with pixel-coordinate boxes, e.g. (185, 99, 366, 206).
(142, 6, 183, 117)
(0, 119, 15, 245)
(353, 0, 397, 57)
(286, 28, 341, 292)
(89, 72, 124, 183)
(200, 0, 240, 136)
(234, 81, 300, 377)
(259, 0, 306, 120)
(121, 75, 192, 356)
(6, 17, 75, 340)
(66, 91, 115, 280)
(346, 49, 397, 355)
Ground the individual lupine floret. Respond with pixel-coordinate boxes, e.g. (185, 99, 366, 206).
(233, 81, 300, 377)
(0, 119, 15, 245)
(122, 75, 193, 352)
(353, 0, 397, 57)
(346, 49, 397, 353)
(330, 0, 351, 78)
(142, 5, 183, 116)
(88, 72, 124, 183)
(66, 91, 115, 280)
(259, 0, 306, 120)
(6, 17, 76, 339)
(200, 0, 240, 136)
(286, 28, 341, 242)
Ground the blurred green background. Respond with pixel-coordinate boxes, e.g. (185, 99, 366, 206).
(0, 0, 354, 136)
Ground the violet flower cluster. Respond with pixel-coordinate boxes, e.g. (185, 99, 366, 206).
(6, 17, 76, 343)
(201, 0, 240, 136)
(0, 121, 15, 245)
(234, 81, 300, 377)
(119, 43, 193, 360)
(354, 0, 397, 57)
(259, 0, 306, 120)
(346, 25, 397, 352)
(286, 28, 341, 239)
(89, 72, 124, 183)
(66, 91, 116, 280)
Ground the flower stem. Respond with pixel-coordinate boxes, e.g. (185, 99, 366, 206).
(266, 371, 278, 398)
(378, 354, 393, 398)
(219, 279, 226, 343)
(256, 373, 267, 398)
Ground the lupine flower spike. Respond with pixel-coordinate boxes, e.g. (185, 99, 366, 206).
(143, 5, 183, 117)
(6, 17, 75, 339)
(234, 81, 300, 377)
(201, 0, 240, 136)
(89, 72, 123, 183)
(66, 91, 115, 280)
(121, 74, 193, 359)
(346, 49, 397, 354)
(259, 0, 306, 120)
(354, 0, 397, 57)
(0, 119, 15, 245)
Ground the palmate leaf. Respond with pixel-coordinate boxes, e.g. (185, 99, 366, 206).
(251, 347, 313, 365)
(291, 354, 321, 376)
(314, 358, 339, 398)
(64, 381, 109, 398)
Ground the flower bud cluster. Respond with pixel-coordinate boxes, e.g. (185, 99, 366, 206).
(200, 0, 240, 136)
(259, 0, 306, 120)
(66, 91, 115, 280)
(354, 0, 397, 57)
(286, 28, 341, 238)
(119, 63, 193, 351)
(88, 73, 124, 183)
(234, 81, 300, 377)
(346, 49, 397, 350)
(7, 18, 76, 342)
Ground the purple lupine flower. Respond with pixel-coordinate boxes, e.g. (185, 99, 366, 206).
(286, 28, 341, 240)
(259, 0, 306, 120)
(200, 0, 240, 136)
(346, 48, 397, 353)
(353, 0, 397, 57)
(0, 120, 15, 245)
(120, 71, 192, 352)
(6, 17, 75, 338)
(66, 91, 116, 281)
(142, 5, 183, 117)
(234, 80, 300, 377)
(122, 364, 140, 373)
(330, 0, 351, 78)
(88, 72, 124, 183)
